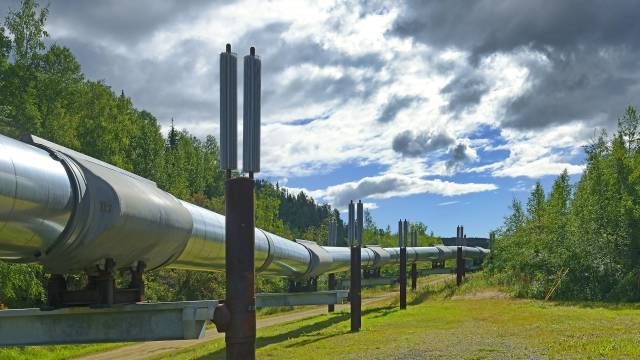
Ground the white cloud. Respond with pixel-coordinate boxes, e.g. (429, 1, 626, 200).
(289, 174, 497, 210)
(469, 122, 589, 178)
(34, 0, 599, 212)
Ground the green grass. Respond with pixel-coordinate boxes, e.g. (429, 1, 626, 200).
(0, 343, 126, 360)
(4, 275, 640, 359)
(152, 276, 640, 360)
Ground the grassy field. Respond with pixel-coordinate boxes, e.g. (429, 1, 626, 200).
(2, 275, 640, 359)
(0, 275, 445, 360)
(152, 276, 640, 360)
(0, 343, 126, 360)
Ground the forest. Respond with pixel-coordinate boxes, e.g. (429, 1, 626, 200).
(488, 106, 640, 301)
(0, 0, 439, 308)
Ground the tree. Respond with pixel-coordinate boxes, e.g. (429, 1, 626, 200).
(5, 0, 48, 66)
(490, 106, 640, 301)
(37, 45, 84, 147)
(618, 106, 640, 152)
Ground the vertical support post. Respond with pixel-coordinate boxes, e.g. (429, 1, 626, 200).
(349, 201, 360, 332)
(355, 201, 363, 330)
(220, 44, 237, 179)
(327, 274, 336, 313)
(399, 220, 407, 310)
(46, 274, 66, 308)
(356, 201, 364, 246)
(348, 201, 355, 247)
(243, 46, 261, 178)
(456, 246, 463, 286)
(130, 261, 146, 302)
(460, 226, 466, 277)
(411, 229, 417, 291)
(96, 258, 115, 307)
(327, 220, 336, 313)
(224, 178, 256, 360)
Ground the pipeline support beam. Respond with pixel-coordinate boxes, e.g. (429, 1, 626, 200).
(411, 229, 417, 291)
(456, 246, 463, 286)
(349, 201, 361, 332)
(223, 178, 256, 360)
(327, 274, 336, 313)
(399, 220, 407, 310)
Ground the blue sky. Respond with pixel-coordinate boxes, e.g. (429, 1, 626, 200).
(3, 0, 637, 237)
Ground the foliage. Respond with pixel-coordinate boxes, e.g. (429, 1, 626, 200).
(362, 211, 440, 247)
(488, 106, 640, 301)
(0, 0, 341, 306)
(0, 262, 45, 308)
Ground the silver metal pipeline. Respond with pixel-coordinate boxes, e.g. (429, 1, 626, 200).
(0, 134, 74, 260)
(0, 133, 488, 278)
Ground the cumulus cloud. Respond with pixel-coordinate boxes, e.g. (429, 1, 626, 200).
(376, 95, 421, 123)
(393, 0, 640, 131)
(446, 142, 477, 170)
(392, 130, 453, 157)
(306, 174, 497, 210)
(4, 0, 633, 213)
(441, 72, 489, 114)
(468, 122, 588, 178)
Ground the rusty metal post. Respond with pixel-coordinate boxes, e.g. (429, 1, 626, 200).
(327, 220, 336, 313)
(399, 220, 407, 310)
(411, 229, 417, 291)
(460, 226, 466, 278)
(456, 246, 463, 286)
(355, 201, 363, 330)
(223, 177, 256, 359)
(349, 201, 360, 332)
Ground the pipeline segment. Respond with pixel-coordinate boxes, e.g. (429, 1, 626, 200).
(0, 133, 488, 278)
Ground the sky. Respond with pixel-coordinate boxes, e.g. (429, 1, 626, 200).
(2, 0, 639, 237)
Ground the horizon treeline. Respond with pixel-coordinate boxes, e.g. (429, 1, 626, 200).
(488, 106, 640, 301)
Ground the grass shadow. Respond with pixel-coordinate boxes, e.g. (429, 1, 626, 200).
(194, 313, 351, 359)
(409, 279, 458, 305)
(285, 332, 343, 348)
(546, 299, 640, 311)
(193, 303, 407, 359)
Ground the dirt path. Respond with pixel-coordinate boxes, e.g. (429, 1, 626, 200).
(75, 276, 451, 360)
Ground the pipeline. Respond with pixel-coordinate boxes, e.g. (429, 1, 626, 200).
(0, 133, 488, 278)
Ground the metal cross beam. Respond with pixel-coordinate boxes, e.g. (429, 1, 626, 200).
(0, 300, 218, 346)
